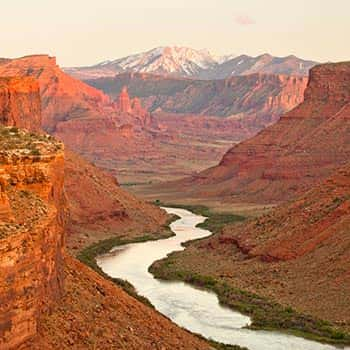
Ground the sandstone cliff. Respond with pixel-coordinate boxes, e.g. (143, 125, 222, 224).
(87, 72, 308, 124)
(0, 74, 208, 349)
(172, 62, 350, 203)
(0, 127, 65, 349)
(0, 55, 112, 132)
(0, 77, 41, 132)
(0, 62, 168, 249)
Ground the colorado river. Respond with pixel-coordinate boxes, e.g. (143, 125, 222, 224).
(97, 207, 348, 350)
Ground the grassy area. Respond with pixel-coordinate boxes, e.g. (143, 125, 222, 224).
(208, 341, 248, 350)
(150, 263, 350, 346)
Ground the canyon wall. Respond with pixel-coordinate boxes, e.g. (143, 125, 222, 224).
(87, 72, 308, 123)
(0, 129, 66, 349)
(0, 77, 41, 132)
(174, 62, 350, 203)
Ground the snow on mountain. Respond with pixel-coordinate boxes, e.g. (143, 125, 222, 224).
(99, 46, 219, 76)
(64, 48, 318, 80)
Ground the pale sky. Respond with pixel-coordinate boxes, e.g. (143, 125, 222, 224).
(1, 0, 349, 67)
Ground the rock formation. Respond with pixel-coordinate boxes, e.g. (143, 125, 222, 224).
(114, 86, 151, 127)
(0, 77, 41, 132)
(87, 72, 308, 125)
(0, 75, 208, 349)
(171, 62, 350, 203)
(0, 127, 66, 349)
(116, 86, 132, 113)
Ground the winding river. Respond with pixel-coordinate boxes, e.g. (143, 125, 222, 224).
(97, 207, 348, 350)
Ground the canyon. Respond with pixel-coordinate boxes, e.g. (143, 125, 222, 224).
(150, 62, 350, 204)
(1, 51, 349, 349)
(0, 55, 310, 185)
(151, 162, 350, 335)
(0, 75, 211, 349)
(137, 61, 350, 341)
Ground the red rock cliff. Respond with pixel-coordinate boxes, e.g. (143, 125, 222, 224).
(178, 62, 350, 203)
(0, 77, 41, 132)
(0, 128, 66, 349)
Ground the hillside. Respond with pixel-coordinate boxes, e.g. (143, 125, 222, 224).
(65, 149, 168, 253)
(163, 62, 350, 204)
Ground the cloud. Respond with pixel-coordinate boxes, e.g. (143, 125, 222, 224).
(235, 15, 255, 26)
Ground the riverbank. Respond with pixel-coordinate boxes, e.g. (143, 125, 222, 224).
(149, 205, 350, 346)
(76, 213, 178, 306)
(77, 210, 247, 350)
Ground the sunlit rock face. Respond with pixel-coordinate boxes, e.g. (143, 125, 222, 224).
(0, 127, 66, 350)
(0, 77, 42, 132)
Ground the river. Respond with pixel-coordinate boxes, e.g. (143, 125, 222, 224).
(97, 207, 348, 350)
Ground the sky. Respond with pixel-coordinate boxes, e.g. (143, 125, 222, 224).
(1, 0, 349, 67)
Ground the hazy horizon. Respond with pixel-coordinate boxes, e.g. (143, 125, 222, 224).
(1, 0, 349, 67)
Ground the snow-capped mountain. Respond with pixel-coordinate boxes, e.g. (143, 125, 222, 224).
(113, 46, 218, 75)
(64, 47, 317, 80)
(65, 47, 222, 80)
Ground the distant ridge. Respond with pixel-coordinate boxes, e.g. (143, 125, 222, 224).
(64, 46, 318, 80)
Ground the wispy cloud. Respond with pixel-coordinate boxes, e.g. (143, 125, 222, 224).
(235, 15, 255, 26)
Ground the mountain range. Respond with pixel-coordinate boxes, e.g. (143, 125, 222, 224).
(64, 46, 318, 80)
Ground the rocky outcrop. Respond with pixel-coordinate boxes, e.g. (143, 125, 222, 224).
(114, 86, 151, 127)
(0, 128, 66, 349)
(173, 62, 350, 203)
(0, 55, 112, 132)
(116, 86, 132, 113)
(0, 77, 41, 132)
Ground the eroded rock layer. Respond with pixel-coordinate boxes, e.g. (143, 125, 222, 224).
(0, 77, 41, 132)
(0, 128, 66, 349)
(174, 62, 350, 203)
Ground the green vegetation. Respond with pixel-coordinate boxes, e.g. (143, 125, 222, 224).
(0, 126, 62, 157)
(150, 265, 350, 346)
(208, 341, 248, 350)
